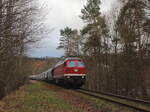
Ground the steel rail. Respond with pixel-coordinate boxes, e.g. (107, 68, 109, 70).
(81, 88, 150, 104)
(77, 89, 150, 112)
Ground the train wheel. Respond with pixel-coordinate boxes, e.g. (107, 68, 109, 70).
(55, 79, 59, 84)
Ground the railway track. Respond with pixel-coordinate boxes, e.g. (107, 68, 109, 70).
(77, 89, 150, 112)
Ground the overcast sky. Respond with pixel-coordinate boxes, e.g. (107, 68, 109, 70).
(28, 0, 117, 57)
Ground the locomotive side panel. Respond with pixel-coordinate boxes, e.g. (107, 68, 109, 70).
(53, 64, 65, 78)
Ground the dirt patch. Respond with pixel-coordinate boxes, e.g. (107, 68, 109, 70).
(44, 83, 101, 112)
(0, 86, 26, 112)
(30, 80, 39, 84)
(57, 91, 100, 112)
(0, 101, 6, 112)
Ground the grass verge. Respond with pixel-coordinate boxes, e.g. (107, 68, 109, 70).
(0, 81, 81, 112)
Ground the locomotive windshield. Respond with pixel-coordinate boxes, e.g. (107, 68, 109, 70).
(67, 60, 85, 67)
(67, 61, 75, 67)
(77, 61, 84, 67)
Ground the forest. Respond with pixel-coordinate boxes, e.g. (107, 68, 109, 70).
(0, 0, 149, 100)
(58, 0, 150, 100)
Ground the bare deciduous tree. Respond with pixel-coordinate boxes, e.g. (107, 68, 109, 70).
(0, 0, 46, 98)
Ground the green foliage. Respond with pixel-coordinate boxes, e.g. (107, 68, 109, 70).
(80, 0, 109, 55)
(58, 27, 80, 56)
(80, 0, 101, 23)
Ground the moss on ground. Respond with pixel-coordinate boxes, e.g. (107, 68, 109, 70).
(0, 82, 81, 112)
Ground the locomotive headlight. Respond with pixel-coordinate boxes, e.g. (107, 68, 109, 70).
(67, 76, 70, 78)
(74, 69, 78, 72)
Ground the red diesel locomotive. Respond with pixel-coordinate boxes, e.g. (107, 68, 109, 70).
(52, 57, 86, 87)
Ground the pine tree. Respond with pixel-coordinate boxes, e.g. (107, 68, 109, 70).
(80, 0, 110, 91)
(57, 27, 80, 57)
(80, 0, 109, 56)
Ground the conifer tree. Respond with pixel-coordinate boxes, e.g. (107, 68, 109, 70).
(58, 27, 80, 56)
(80, 0, 109, 90)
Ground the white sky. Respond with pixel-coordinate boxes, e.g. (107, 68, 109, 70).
(28, 0, 117, 57)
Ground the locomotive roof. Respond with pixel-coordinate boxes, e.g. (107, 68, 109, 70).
(64, 57, 81, 61)
(53, 57, 82, 68)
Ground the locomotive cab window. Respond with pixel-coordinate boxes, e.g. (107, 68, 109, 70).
(67, 61, 75, 67)
(77, 61, 84, 67)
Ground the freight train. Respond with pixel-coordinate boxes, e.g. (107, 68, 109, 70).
(29, 57, 86, 88)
